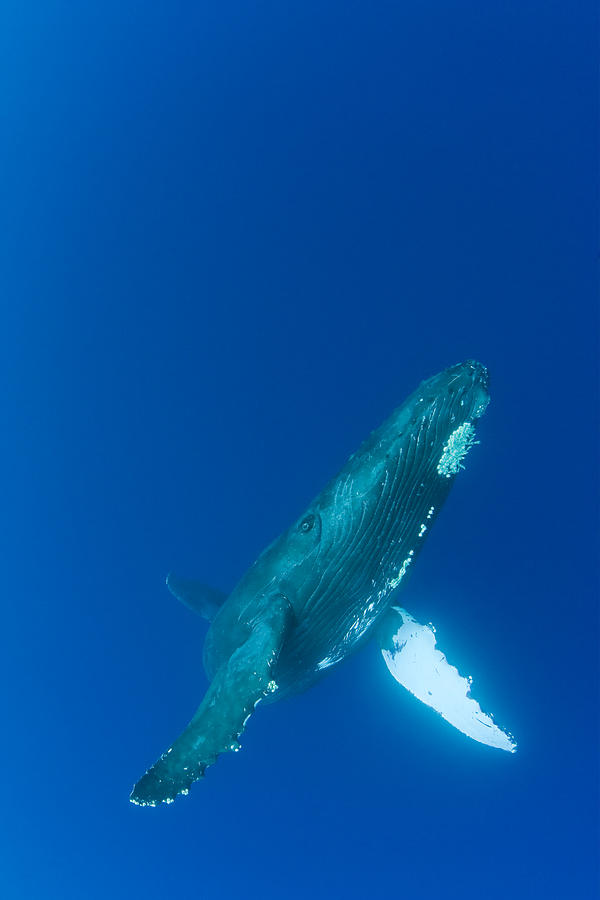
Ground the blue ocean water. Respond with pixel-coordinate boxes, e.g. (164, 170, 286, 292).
(3, 2, 598, 898)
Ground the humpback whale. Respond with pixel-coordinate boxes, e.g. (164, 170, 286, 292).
(131, 360, 516, 807)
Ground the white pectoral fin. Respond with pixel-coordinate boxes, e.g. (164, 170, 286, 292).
(380, 607, 516, 753)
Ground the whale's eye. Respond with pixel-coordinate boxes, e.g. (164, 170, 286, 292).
(299, 514, 315, 534)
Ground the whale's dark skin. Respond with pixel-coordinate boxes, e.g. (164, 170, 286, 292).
(131, 360, 490, 806)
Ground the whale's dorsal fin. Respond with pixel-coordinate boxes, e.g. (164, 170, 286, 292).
(378, 606, 516, 753)
(166, 573, 227, 622)
(130, 589, 292, 806)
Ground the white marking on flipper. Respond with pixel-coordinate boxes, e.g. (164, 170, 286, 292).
(381, 608, 516, 752)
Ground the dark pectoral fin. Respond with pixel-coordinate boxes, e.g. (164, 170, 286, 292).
(130, 592, 292, 807)
(166, 573, 227, 622)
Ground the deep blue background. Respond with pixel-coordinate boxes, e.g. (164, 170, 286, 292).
(3, 2, 598, 898)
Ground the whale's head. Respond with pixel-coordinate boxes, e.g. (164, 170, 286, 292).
(423, 359, 490, 426)
(205, 361, 491, 685)
(325, 359, 490, 506)
(251, 359, 491, 677)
